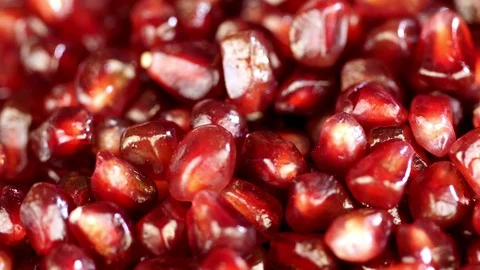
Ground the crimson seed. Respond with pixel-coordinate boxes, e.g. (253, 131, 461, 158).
(4, 1, 480, 268)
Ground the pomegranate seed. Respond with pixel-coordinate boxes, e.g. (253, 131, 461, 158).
(120, 120, 185, 181)
(215, 19, 250, 42)
(42, 243, 96, 270)
(241, 131, 307, 188)
(335, 82, 408, 129)
(136, 197, 189, 256)
(382, 263, 431, 270)
(312, 112, 367, 178)
(20, 37, 87, 83)
(454, 0, 480, 24)
(43, 83, 78, 114)
(57, 172, 92, 206)
(130, 0, 178, 49)
(363, 19, 420, 74)
(274, 67, 335, 116)
(200, 248, 249, 270)
(289, 0, 350, 68)
(258, 8, 293, 57)
(340, 58, 403, 101)
(270, 233, 339, 269)
(19, 182, 75, 254)
(463, 264, 480, 270)
(141, 41, 224, 103)
(187, 190, 256, 256)
(0, 186, 26, 246)
(472, 202, 480, 235)
(27, 0, 106, 51)
(168, 125, 236, 201)
(157, 107, 191, 132)
(75, 50, 140, 118)
(325, 209, 394, 263)
(410, 10, 476, 94)
(354, 0, 431, 17)
(409, 94, 456, 157)
(124, 88, 167, 124)
(134, 257, 198, 270)
(220, 30, 279, 120)
(366, 125, 430, 180)
(91, 150, 158, 213)
(190, 99, 248, 144)
(449, 128, 480, 196)
(306, 112, 332, 143)
(466, 239, 480, 264)
(68, 201, 135, 268)
(408, 161, 472, 228)
(174, 0, 224, 39)
(245, 246, 269, 269)
(346, 141, 414, 209)
(93, 117, 131, 156)
(286, 172, 355, 233)
(30, 107, 93, 163)
(221, 178, 283, 238)
(0, 98, 34, 181)
(396, 219, 460, 269)
(277, 130, 311, 158)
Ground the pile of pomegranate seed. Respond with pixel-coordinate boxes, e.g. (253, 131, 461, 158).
(3, 0, 480, 269)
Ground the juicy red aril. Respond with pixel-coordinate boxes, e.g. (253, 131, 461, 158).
(246, 246, 269, 269)
(363, 19, 420, 74)
(258, 7, 293, 57)
(335, 82, 408, 129)
(408, 161, 472, 228)
(277, 130, 311, 158)
(75, 50, 140, 118)
(409, 94, 456, 157)
(174, 0, 224, 39)
(120, 120, 185, 181)
(346, 141, 414, 209)
(142, 41, 223, 104)
(410, 10, 476, 94)
(0, 248, 12, 270)
(130, 0, 178, 49)
(20, 37, 87, 83)
(289, 0, 350, 68)
(0, 97, 34, 181)
(136, 197, 189, 256)
(311, 112, 367, 178)
(157, 107, 191, 132)
(220, 30, 279, 121)
(340, 58, 403, 101)
(68, 201, 134, 268)
(190, 99, 248, 144)
(43, 83, 78, 114)
(57, 172, 92, 206)
(472, 201, 480, 235)
(30, 107, 93, 163)
(274, 67, 335, 116)
(42, 243, 96, 270)
(124, 88, 167, 124)
(0, 185, 26, 246)
(396, 219, 460, 269)
(19, 182, 75, 255)
(269, 233, 339, 269)
(241, 131, 307, 189)
(285, 172, 355, 233)
(168, 125, 236, 201)
(221, 178, 283, 238)
(91, 150, 158, 213)
(187, 190, 256, 256)
(449, 128, 480, 196)
(200, 248, 249, 270)
(93, 117, 131, 156)
(134, 257, 198, 270)
(215, 19, 250, 42)
(354, 0, 431, 17)
(325, 209, 394, 263)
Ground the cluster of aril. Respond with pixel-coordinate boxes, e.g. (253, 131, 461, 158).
(2, 0, 480, 269)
